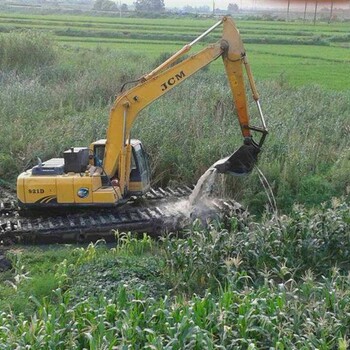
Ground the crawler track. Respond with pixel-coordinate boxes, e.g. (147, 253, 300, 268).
(0, 187, 242, 244)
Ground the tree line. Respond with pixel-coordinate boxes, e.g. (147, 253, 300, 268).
(93, 0, 165, 12)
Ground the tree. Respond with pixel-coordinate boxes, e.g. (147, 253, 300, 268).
(227, 3, 239, 13)
(197, 6, 210, 13)
(135, 0, 165, 12)
(183, 5, 194, 13)
(93, 0, 118, 11)
(121, 3, 128, 12)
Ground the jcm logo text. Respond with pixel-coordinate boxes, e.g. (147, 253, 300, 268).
(161, 71, 186, 91)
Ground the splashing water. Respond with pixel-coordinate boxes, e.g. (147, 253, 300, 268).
(160, 156, 278, 230)
(158, 157, 234, 228)
(189, 157, 229, 206)
(189, 168, 218, 206)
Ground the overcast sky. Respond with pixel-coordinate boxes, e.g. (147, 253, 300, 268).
(163, 0, 250, 7)
(121, 1, 349, 9)
(120, 1, 256, 9)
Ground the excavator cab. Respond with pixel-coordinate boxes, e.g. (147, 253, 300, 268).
(90, 139, 151, 196)
(128, 141, 151, 195)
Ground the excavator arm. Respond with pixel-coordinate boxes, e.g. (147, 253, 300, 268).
(103, 16, 268, 194)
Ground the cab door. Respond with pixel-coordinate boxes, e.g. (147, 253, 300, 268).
(128, 142, 151, 195)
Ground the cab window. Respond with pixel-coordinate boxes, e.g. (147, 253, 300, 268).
(94, 145, 105, 167)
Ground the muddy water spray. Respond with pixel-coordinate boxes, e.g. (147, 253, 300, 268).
(160, 157, 232, 227)
(189, 157, 229, 206)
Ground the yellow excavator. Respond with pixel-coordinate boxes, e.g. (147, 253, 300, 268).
(16, 16, 268, 208)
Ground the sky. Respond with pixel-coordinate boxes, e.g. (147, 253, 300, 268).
(130, 1, 255, 8)
(164, 0, 246, 7)
(164, 0, 350, 9)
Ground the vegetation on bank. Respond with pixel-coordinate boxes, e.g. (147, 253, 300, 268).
(0, 201, 349, 348)
(0, 30, 348, 213)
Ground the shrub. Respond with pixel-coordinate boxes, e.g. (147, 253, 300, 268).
(0, 30, 57, 71)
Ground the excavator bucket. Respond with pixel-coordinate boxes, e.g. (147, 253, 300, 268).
(215, 142, 260, 176)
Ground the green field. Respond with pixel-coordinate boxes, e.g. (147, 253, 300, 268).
(1, 11, 350, 349)
(0, 12, 349, 89)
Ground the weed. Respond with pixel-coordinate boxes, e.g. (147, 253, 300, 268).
(113, 231, 153, 255)
(0, 14, 349, 349)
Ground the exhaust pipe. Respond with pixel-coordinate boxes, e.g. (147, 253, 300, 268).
(215, 138, 261, 176)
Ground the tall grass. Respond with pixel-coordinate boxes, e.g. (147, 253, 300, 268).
(1, 279, 349, 349)
(0, 25, 349, 350)
(0, 30, 57, 70)
(162, 199, 350, 293)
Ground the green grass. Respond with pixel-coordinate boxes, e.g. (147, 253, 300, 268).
(247, 43, 350, 61)
(0, 12, 349, 89)
(244, 47, 350, 89)
(0, 246, 77, 314)
(56, 36, 184, 52)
